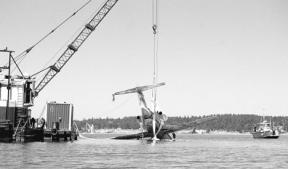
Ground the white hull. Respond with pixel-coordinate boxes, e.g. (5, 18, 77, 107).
(251, 131, 279, 139)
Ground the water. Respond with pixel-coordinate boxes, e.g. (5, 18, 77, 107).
(1, 134, 288, 169)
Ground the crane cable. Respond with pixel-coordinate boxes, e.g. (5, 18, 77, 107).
(9, 0, 92, 72)
(152, 0, 159, 140)
(152, 0, 159, 108)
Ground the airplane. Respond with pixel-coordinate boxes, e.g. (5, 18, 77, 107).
(112, 82, 216, 141)
(112, 116, 216, 140)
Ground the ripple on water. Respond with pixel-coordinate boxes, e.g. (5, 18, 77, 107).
(1, 134, 288, 169)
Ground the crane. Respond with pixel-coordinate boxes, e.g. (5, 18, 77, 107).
(34, 0, 118, 97)
(0, 0, 119, 140)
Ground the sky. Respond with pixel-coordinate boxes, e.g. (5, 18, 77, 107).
(1, 0, 288, 119)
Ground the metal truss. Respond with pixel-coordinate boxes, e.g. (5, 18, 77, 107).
(34, 0, 118, 96)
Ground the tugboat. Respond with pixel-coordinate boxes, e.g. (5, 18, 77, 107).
(251, 120, 280, 139)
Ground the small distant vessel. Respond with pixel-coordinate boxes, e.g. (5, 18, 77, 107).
(251, 120, 280, 139)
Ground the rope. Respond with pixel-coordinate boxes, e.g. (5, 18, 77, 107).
(152, 0, 159, 30)
(9, 0, 92, 72)
(152, 0, 159, 112)
(10, 54, 24, 77)
(37, 103, 47, 120)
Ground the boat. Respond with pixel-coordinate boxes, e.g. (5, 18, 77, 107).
(251, 120, 280, 139)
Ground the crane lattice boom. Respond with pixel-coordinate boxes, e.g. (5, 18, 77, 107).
(34, 0, 118, 96)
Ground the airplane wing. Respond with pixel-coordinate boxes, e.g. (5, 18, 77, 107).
(112, 131, 153, 140)
(136, 82, 165, 92)
(112, 82, 165, 100)
(161, 115, 218, 134)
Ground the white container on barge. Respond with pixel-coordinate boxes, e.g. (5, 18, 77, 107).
(46, 102, 74, 131)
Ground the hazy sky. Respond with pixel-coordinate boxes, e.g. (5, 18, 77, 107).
(1, 0, 288, 119)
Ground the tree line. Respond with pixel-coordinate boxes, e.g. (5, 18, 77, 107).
(74, 114, 288, 132)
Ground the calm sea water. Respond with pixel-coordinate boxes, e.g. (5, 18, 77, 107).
(0, 134, 288, 169)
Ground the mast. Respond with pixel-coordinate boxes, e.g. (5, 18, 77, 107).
(0, 48, 14, 120)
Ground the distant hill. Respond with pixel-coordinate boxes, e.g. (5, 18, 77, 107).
(75, 114, 288, 132)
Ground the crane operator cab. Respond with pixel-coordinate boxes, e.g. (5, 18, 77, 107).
(24, 80, 35, 106)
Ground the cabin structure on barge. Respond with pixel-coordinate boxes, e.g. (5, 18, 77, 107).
(0, 75, 44, 142)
